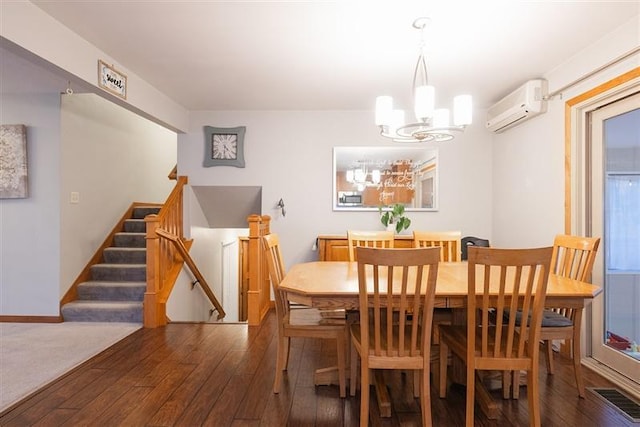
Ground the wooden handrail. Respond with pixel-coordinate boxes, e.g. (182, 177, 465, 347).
(155, 228, 226, 320)
(168, 165, 177, 180)
(144, 175, 188, 327)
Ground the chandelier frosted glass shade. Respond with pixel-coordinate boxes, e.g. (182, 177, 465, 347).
(375, 17, 472, 143)
(346, 164, 381, 191)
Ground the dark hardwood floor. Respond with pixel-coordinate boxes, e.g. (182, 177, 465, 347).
(1, 310, 635, 426)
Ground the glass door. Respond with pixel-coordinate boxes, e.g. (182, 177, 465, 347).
(590, 92, 640, 383)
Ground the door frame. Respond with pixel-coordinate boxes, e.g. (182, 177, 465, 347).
(565, 67, 640, 398)
(590, 93, 640, 382)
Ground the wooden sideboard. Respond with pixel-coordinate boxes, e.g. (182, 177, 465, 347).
(316, 234, 415, 261)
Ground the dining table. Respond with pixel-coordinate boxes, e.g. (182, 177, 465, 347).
(278, 260, 603, 418)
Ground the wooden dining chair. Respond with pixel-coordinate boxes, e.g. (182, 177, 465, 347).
(438, 245, 553, 427)
(262, 233, 348, 397)
(461, 236, 491, 261)
(347, 230, 394, 262)
(413, 230, 462, 262)
(511, 234, 600, 398)
(412, 230, 462, 385)
(350, 246, 440, 427)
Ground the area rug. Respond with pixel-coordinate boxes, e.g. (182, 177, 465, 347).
(0, 321, 141, 413)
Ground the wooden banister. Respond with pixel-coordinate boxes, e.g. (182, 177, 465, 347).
(168, 165, 177, 180)
(145, 178, 272, 326)
(144, 176, 188, 328)
(247, 214, 272, 325)
(155, 228, 225, 320)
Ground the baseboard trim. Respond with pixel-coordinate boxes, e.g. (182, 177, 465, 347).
(0, 315, 62, 323)
(582, 357, 640, 401)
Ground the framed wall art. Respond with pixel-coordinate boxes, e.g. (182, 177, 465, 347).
(203, 126, 246, 168)
(98, 60, 127, 99)
(0, 124, 28, 199)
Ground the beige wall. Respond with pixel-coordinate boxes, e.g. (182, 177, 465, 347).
(491, 15, 640, 248)
(178, 110, 494, 267)
(60, 93, 177, 295)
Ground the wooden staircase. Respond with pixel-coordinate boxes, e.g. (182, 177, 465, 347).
(61, 206, 161, 323)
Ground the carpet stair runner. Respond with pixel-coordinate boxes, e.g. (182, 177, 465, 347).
(61, 206, 161, 323)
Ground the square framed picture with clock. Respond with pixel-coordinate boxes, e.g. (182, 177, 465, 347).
(203, 125, 246, 168)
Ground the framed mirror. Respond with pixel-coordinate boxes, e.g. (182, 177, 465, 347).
(333, 146, 438, 211)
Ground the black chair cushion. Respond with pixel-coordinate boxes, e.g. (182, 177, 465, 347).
(505, 309, 573, 327)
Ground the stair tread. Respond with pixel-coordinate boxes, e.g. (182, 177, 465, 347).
(64, 301, 142, 308)
(104, 247, 146, 251)
(92, 263, 146, 267)
(80, 281, 146, 287)
(61, 206, 157, 323)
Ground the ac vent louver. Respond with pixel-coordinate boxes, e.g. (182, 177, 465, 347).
(486, 79, 548, 133)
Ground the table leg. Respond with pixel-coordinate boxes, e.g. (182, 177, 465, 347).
(313, 368, 392, 417)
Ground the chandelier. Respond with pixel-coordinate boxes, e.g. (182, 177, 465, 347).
(346, 162, 381, 191)
(375, 17, 472, 143)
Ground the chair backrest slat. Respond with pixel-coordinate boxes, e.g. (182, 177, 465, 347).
(356, 247, 440, 359)
(413, 230, 462, 262)
(550, 234, 600, 282)
(467, 246, 553, 362)
(262, 233, 290, 320)
(347, 230, 395, 262)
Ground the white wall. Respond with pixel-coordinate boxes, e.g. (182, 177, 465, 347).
(0, 92, 61, 316)
(491, 15, 640, 248)
(0, 1, 188, 133)
(0, 46, 178, 316)
(60, 93, 177, 294)
(166, 227, 247, 323)
(0, 51, 63, 316)
(167, 186, 247, 323)
(178, 110, 493, 268)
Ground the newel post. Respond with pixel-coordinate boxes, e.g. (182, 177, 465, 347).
(144, 213, 164, 328)
(247, 214, 271, 325)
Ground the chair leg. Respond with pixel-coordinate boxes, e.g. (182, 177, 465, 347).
(421, 366, 432, 427)
(465, 367, 475, 427)
(350, 337, 358, 396)
(512, 370, 521, 399)
(502, 370, 512, 399)
(413, 370, 420, 398)
(273, 335, 288, 393)
(359, 361, 370, 427)
(571, 311, 586, 398)
(571, 336, 585, 397)
(439, 339, 448, 398)
(283, 337, 291, 370)
(544, 340, 555, 374)
(527, 366, 542, 427)
(336, 331, 347, 398)
(431, 355, 440, 395)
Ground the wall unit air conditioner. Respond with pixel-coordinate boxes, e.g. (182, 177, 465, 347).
(486, 79, 548, 133)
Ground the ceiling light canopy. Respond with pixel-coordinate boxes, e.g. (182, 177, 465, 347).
(376, 17, 472, 143)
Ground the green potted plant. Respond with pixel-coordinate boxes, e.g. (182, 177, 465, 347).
(379, 203, 411, 234)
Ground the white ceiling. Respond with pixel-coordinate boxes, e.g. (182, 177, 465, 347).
(28, 1, 640, 112)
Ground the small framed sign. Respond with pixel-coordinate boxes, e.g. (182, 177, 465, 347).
(98, 60, 127, 99)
